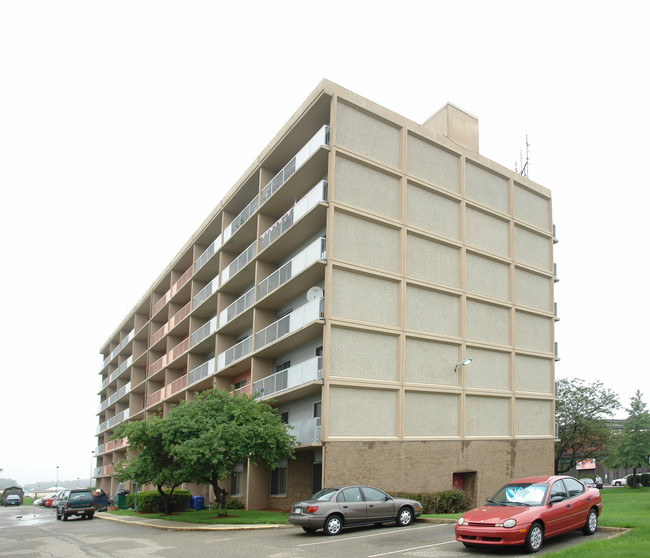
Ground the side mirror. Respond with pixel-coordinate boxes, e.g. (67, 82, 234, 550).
(548, 495, 564, 505)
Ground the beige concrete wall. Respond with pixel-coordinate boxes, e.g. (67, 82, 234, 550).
(406, 234, 460, 287)
(464, 347, 510, 390)
(515, 268, 552, 311)
(466, 300, 510, 345)
(466, 207, 509, 257)
(333, 211, 399, 272)
(405, 286, 460, 336)
(404, 392, 459, 436)
(328, 386, 396, 437)
(514, 183, 551, 231)
(406, 183, 460, 239)
(515, 398, 553, 437)
(330, 268, 398, 326)
(324, 439, 555, 504)
(515, 311, 553, 352)
(465, 162, 508, 213)
(329, 326, 398, 381)
(515, 354, 553, 394)
(466, 253, 509, 301)
(336, 101, 399, 168)
(465, 395, 510, 436)
(334, 155, 400, 219)
(514, 226, 551, 271)
(406, 134, 459, 193)
(404, 337, 460, 386)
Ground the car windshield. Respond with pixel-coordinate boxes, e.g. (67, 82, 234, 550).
(311, 488, 338, 501)
(489, 482, 548, 506)
(69, 492, 93, 501)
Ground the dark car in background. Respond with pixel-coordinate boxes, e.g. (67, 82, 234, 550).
(55, 489, 96, 521)
(288, 485, 423, 535)
(3, 495, 21, 506)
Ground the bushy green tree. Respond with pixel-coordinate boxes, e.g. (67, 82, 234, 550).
(165, 389, 296, 514)
(608, 391, 650, 488)
(555, 378, 620, 474)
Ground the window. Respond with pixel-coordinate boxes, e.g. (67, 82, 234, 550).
(315, 345, 323, 357)
(279, 411, 289, 424)
(234, 378, 247, 391)
(313, 401, 321, 418)
(549, 480, 567, 501)
(563, 478, 585, 498)
(275, 360, 291, 373)
(337, 487, 363, 502)
(270, 458, 287, 496)
(361, 487, 387, 502)
(230, 463, 244, 496)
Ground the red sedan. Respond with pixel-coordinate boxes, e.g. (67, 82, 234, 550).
(455, 475, 602, 553)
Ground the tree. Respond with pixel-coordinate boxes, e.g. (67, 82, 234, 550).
(555, 378, 620, 474)
(608, 390, 650, 488)
(112, 414, 191, 514)
(164, 389, 296, 514)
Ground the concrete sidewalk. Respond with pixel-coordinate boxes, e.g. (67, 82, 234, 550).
(95, 512, 295, 532)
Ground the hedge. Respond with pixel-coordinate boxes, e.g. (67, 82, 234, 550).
(392, 489, 471, 514)
(125, 490, 191, 513)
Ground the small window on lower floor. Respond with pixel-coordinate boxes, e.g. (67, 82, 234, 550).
(230, 463, 244, 496)
(270, 458, 288, 496)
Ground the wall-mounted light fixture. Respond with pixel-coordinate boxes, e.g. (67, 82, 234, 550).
(454, 358, 472, 373)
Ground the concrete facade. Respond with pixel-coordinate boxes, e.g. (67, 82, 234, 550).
(94, 80, 557, 510)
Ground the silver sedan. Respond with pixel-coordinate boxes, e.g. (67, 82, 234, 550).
(288, 486, 423, 535)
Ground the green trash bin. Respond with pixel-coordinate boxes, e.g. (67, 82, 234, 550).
(116, 494, 127, 509)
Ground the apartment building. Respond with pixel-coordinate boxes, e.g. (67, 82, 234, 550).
(94, 80, 558, 509)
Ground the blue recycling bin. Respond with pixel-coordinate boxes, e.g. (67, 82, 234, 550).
(191, 495, 204, 511)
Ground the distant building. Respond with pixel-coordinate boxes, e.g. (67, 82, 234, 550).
(94, 80, 557, 508)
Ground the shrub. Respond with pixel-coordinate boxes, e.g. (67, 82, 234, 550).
(392, 489, 471, 514)
(125, 490, 191, 513)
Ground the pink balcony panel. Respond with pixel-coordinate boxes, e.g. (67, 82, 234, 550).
(152, 290, 171, 316)
(168, 337, 190, 362)
(104, 464, 114, 475)
(151, 323, 169, 345)
(169, 301, 191, 329)
(113, 437, 128, 450)
(149, 355, 167, 376)
(146, 387, 165, 407)
(167, 375, 188, 397)
(171, 267, 193, 296)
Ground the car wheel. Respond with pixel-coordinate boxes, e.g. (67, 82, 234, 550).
(62, 512, 68, 522)
(55, 508, 61, 520)
(582, 508, 598, 535)
(396, 506, 413, 527)
(614, 481, 620, 486)
(302, 526, 317, 533)
(88, 513, 94, 520)
(324, 514, 343, 536)
(524, 522, 544, 553)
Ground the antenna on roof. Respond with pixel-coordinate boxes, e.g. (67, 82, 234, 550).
(515, 135, 530, 178)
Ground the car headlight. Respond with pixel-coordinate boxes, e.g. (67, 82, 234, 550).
(496, 519, 517, 528)
(457, 517, 466, 525)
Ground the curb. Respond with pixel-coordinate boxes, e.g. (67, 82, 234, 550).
(95, 513, 295, 532)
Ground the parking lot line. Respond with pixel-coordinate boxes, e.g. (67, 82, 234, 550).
(296, 523, 447, 547)
(368, 540, 457, 557)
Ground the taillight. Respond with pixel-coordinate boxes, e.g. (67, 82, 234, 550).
(306, 506, 319, 514)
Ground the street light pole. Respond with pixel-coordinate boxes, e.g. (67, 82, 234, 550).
(56, 465, 59, 490)
(454, 358, 472, 374)
(90, 451, 95, 489)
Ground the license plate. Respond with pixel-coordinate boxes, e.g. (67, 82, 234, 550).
(293, 508, 302, 514)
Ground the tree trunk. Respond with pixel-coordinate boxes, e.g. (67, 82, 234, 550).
(157, 484, 179, 514)
(210, 474, 228, 516)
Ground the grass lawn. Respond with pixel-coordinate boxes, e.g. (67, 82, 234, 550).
(425, 487, 650, 558)
(109, 508, 289, 525)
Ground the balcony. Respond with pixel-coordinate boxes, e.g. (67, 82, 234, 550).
(253, 356, 322, 399)
(169, 301, 191, 329)
(147, 387, 165, 408)
(151, 323, 169, 345)
(152, 290, 171, 316)
(169, 337, 190, 363)
(260, 125, 330, 205)
(192, 275, 219, 310)
(220, 240, 257, 285)
(288, 417, 321, 445)
(102, 329, 135, 370)
(171, 266, 192, 296)
(259, 180, 327, 254)
(107, 381, 131, 406)
(190, 316, 217, 347)
(223, 195, 259, 244)
(255, 298, 324, 351)
(219, 287, 255, 327)
(217, 335, 253, 371)
(188, 357, 216, 386)
(149, 354, 167, 376)
(167, 374, 188, 397)
(257, 237, 325, 301)
(195, 234, 223, 272)
(109, 355, 133, 384)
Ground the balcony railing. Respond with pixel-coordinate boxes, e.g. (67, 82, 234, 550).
(109, 355, 133, 383)
(253, 356, 322, 399)
(190, 316, 217, 347)
(188, 357, 216, 385)
(95, 444, 104, 456)
(219, 287, 255, 327)
(260, 125, 330, 205)
(152, 290, 171, 316)
(149, 354, 167, 376)
(221, 240, 257, 285)
(169, 337, 190, 363)
(192, 275, 219, 310)
(254, 297, 323, 350)
(170, 301, 191, 329)
(151, 322, 169, 345)
(223, 195, 259, 243)
(147, 387, 165, 408)
(105, 329, 135, 366)
(195, 234, 223, 272)
(171, 266, 192, 296)
(257, 237, 325, 300)
(288, 417, 321, 445)
(259, 180, 327, 252)
(167, 374, 188, 397)
(108, 381, 131, 406)
(217, 335, 253, 370)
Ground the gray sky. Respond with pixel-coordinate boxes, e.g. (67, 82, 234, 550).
(1, 1, 648, 486)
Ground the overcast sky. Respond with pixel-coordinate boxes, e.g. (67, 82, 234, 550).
(1, 1, 648, 486)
